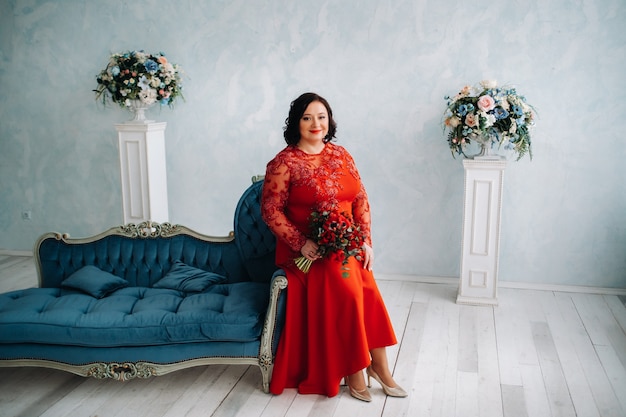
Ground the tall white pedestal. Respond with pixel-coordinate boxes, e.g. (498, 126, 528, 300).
(456, 159, 506, 306)
(115, 122, 169, 224)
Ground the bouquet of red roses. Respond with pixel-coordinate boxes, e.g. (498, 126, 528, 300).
(294, 208, 365, 277)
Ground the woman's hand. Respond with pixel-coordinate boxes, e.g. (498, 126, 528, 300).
(300, 239, 321, 261)
(362, 243, 374, 271)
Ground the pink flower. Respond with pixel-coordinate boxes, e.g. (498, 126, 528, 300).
(445, 116, 460, 128)
(477, 95, 495, 112)
(465, 113, 478, 127)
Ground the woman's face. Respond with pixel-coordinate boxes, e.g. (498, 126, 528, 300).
(298, 101, 329, 144)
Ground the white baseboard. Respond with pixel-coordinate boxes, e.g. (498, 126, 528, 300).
(0, 250, 33, 257)
(376, 273, 626, 296)
(497, 280, 626, 296)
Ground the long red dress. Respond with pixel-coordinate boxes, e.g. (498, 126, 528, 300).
(261, 142, 397, 397)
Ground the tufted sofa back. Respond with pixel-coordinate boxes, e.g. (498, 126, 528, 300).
(234, 178, 278, 282)
(35, 178, 277, 288)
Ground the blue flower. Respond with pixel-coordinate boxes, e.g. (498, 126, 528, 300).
(493, 107, 509, 120)
(144, 59, 159, 73)
(111, 66, 120, 76)
(457, 103, 475, 116)
(511, 105, 524, 117)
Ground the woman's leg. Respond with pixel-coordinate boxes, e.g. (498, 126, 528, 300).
(369, 347, 400, 387)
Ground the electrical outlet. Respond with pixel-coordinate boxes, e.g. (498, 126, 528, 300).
(21, 210, 32, 220)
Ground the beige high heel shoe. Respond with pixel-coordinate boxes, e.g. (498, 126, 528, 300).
(366, 367, 408, 398)
(345, 375, 372, 402)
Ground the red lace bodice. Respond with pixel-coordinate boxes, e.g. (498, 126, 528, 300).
(261, 143, 372, 264)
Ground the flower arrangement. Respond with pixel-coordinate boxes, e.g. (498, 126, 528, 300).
(443, 80, 535, 160)
(294, 208, 366, 277)
(94, 50, 184, 108)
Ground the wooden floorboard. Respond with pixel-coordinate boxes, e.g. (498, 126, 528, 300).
(542, 291, 600, 417)
(0, 257, 624, 417)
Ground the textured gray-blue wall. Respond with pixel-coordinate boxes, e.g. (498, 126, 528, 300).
(0, 0, 624, 287)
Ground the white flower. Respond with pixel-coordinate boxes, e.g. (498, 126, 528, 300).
(134, 51, 147, 63)
(166, 62, 175, 72)
(483, 112, 496, 127)
(480, 80, 498, 89)
(138, 75, 150, 91)
(139, 88, 157, 105)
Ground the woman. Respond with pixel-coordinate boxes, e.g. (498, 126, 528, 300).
(261, 92, 407, 402)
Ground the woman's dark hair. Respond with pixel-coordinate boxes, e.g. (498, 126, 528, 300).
(283, 92, 337, 145)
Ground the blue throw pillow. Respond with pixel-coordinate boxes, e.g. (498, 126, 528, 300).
(153, 261, 227, 292)
(62, 265, 128, 298)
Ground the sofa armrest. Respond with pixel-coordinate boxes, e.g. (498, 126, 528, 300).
(258, 270, 287, 392)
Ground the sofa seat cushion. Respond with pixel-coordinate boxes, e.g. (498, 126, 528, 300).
(0, 282, 270, 347)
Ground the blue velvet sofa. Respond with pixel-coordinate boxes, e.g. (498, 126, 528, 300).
(0, 178, 287, 392)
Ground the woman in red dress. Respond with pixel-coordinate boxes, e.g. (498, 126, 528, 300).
(261, 93, 407, 401)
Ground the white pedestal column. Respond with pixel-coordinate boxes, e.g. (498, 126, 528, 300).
(456, 159, 506, 306)
(115, 121, 169, 224)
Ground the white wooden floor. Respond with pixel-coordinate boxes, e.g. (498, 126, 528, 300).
(0, 254, 625, 417)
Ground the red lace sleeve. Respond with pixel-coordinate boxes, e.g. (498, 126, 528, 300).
(261, 157, 307, 252)
(345, 151, 373, 246)
(353, 182, 372, 246)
